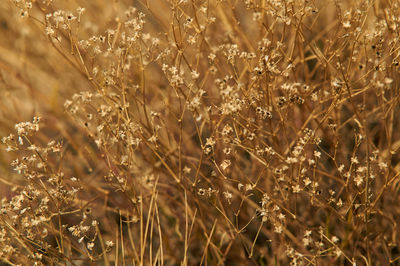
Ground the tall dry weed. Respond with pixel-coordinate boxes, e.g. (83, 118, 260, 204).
(1, 0, 400, 265)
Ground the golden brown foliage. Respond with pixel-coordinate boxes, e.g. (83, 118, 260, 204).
(1, 0, 400, 265)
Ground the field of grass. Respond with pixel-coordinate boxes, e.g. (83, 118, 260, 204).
(1, 0, 400, 265)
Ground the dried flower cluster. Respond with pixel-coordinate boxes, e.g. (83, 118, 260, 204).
(1, 0, 400, 265)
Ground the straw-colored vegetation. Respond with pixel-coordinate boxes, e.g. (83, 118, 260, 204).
(1, 0, 400, 265)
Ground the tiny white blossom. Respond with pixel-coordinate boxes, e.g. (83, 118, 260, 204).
(87, 242, 94, 250)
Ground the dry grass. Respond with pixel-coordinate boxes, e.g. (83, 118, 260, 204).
(1, 0, 400, 265)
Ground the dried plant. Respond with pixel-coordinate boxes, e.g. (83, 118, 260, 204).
(1, 0, 400, 265)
